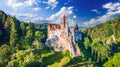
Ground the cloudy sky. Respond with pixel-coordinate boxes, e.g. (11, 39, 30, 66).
(0, 0, 120, 27)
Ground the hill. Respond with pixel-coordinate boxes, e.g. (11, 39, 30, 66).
(81, 17, 120, 66)
(0, 10, 120, 67)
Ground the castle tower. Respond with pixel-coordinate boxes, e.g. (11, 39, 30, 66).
(60, 15, 69, 37)
(61, 15, 68, 29)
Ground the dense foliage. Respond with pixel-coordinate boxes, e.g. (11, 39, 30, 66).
(82, 16, 120, 66)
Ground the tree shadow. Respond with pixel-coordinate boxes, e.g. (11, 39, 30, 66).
(42, 52, 63, 66)
(63, 57, 82, 67)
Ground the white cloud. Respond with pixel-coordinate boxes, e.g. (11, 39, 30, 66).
(7, 0, 37, 9)
(43, 0, 58, 10)
(3, 0, 76, 26)
(47, 6, 74, 22)
(5, 0, 42, 22)
(83, 2, 120, 27)
(31, 17, 43, 21)
(33, 7, 40, 11)
(68, 0, 70, 3)
(21, 16, 50, 24)
(17, 13, 37, 18)
(14, 13, 37, 22)
(28, 6, 76, 25)
(69, 19, 76, 27)
(103, 2, 120, 12)
(73, 15, 77, 19)
(64, 0, 71, 5)
(14, 12, 49, 23)
(46, 6, 76, 27)
(68, 6, 73, 10)
(91, 9, 100, 14)
(31, 17, 50, 24)
(64, 3, 68, 5)
(7, 0, 23, 9)
(45, 6, 50, 9)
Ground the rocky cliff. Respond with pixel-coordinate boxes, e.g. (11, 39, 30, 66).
(45, 36, 80, 57)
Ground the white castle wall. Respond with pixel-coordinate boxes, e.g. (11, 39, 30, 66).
(49, 29, 61, 39)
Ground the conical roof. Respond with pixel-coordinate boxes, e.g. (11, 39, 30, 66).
(75, 24, 79, 30)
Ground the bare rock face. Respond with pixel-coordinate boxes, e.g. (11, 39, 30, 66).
(106, 35, 117, 45)
(75, 45, 81, 56)
(45, 36, 80, 57)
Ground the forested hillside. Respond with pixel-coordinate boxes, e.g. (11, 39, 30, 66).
(0, 10, 74, 67)
(82, 16, 120, 66)
(0, 10, 120, 67)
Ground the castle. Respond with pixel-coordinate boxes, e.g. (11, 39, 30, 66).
(46, 15, 82, 57)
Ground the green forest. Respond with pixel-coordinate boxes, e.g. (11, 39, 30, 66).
(0, 10, 120, 67)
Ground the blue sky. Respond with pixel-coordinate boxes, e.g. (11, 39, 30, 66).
(0, 0, 120, 27)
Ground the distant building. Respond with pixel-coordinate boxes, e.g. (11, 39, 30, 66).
(46, 15, 82, 57)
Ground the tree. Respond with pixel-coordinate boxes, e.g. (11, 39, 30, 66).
(25, 30, 34, 45)
(20, 22, 26, 36)
(10, 28, 18, 46)
(115, 24, 120, 42)
(27, 22, 35, 31)
(90, 38, 110, 62)
(7, 16, 18, 46)
(0, 30, 2, 44)
(23, 52, 42, 67)
(84, 37, 91, 49)
(7, 50, 43, 67)
(24, 22, 35, 45)
(32, 31, 44, 49)
(0, 30, 2, 36)
(6, 60, 19, 67)
(96, 43, 110, 62)
(0, 45, 12, 66)
(35, 31, 44, 41)
(104, 53, 120, 67)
